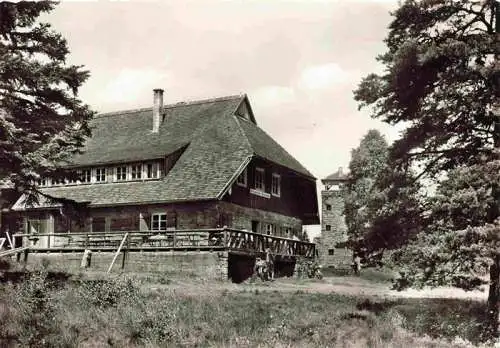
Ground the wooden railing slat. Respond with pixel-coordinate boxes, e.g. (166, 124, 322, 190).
(12, 228, 315, 258)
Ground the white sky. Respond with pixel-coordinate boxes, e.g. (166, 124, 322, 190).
(43, 0, 401, 236)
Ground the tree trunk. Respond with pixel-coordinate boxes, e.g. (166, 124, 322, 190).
(487, 255, 500, 339)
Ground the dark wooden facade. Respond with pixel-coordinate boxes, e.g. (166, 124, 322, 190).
(224, 157, 319, 225)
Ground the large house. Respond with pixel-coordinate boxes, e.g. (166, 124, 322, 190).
(11, 90, 319, 244)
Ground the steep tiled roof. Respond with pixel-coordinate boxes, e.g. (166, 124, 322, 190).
(13, 94, 315, 209)
(236, 117, 314, 178)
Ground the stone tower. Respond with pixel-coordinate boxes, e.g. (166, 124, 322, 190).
(319, 167, 350, 267)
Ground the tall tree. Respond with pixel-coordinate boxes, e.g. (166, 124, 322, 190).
(354, 0, 500, 338)
(343, 129, 388, 252)
(0, 1, 94, 204)
(363, 166, 424, 253)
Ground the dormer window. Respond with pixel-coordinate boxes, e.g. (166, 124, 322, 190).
(116, 166, 127, 181)
(271, 173, 281, 197)
(52, 178, 63, 186)
(236, 168, 247, 187)
(145, 163, 158, 179)
(80, 169, 91, 184)
(254, 167, 265, 191)
(39, 178, 49, 187)
(131, 164, 142, 180)
(95, 168, 106, 183)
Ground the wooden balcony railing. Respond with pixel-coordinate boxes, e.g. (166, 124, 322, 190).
(7, 228, 316, 258)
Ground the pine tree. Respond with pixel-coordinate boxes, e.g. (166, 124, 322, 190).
(0, 1, 94, 204)
(354, 0, 500, 338)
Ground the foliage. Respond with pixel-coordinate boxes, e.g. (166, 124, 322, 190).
(363, 166, 424, 253)
(342, 130, 421, 256)
(295, 259, 323, 279)
(392, 162, 500, 291)
(354, 0, 500, 337)
(1, 274, 496, 347)
(343, 129, 389, 251)
(11, 269, 61, 347)
(75, 276, 141, 308)
(0, 1, 94, 203)
(354, 0, 498, 178)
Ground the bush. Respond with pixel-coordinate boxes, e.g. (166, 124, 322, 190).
(75, 276, 141, 308)
(0, 257, 11, 271)
(13, 269, 62, 347)
(295, 259, 323, 279)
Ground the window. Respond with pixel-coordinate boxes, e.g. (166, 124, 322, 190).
(254, 167, 265, 191)
(335, 241, 348, 249)
(80, 169, 91, 183)
(151, 213, 167, 231)
(116, 166, 127, 181)
(146, 163, 158, 179)
(284, 227, 292, 238)
(236, 168, 247, 187)
(39, 178, 49, 187)
(328, 249, 335, 255)
(325, 225, 331, 231)
(251, 220, 259, 233)
(95, 168, 106, 183)
(52, 178, 63, 186)
(92, 217, 106, 232)
(266, 223, 274, 235)
(271, 173, 281, 196)
(326, 204, 332, 211)
(131, 164, 142, 180)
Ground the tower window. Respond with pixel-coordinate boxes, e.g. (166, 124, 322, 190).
(325, 225, 331, 231)
(326, 204, 332, 211)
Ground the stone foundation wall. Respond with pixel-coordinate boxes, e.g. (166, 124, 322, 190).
(23, 250, 228, 281)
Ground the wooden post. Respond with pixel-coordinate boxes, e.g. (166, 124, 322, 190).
(224, 227, 229, 248)
(5, 232, 14, 249)
(107, 233, 128, 273)
(121, 234, 130, 269)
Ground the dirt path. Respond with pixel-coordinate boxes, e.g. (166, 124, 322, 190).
(148, 276, 489, 301)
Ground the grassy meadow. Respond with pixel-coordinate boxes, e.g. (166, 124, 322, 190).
(0, 260, 495, 348)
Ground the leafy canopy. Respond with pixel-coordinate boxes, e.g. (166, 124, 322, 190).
(0, 1, 94, 200)
(343, 129, 389, 251)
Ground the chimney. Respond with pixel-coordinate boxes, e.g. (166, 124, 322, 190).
(152, 88, 164, 133)
(338, 166, 343, 176)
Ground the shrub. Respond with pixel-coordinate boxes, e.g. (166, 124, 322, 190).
(13, 269, 62, 347)
(295, 259, 323, 279)
(0, 257, 11, 271)
(75, 276, 141, 308)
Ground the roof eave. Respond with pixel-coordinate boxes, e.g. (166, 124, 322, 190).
(216, 155, 254, 200)
(253, 155, 316, 181)
(11, 196, 220, 211)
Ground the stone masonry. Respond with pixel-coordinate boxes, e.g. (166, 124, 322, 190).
(319, 168, 350, 267)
